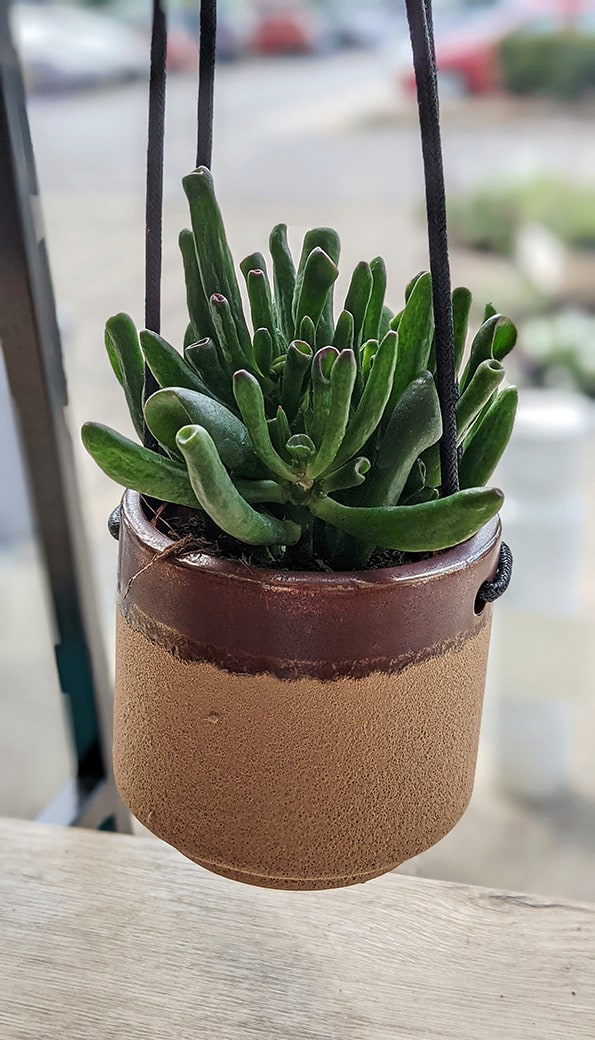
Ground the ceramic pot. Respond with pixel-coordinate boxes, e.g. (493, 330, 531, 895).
(114, 490, 501, 890)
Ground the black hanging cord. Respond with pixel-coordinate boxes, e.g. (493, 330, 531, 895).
(405, 0, 459, 498)
(197, 0, 217, 168)
(143, 0, 168, 450)
(477, 542, 513, 605)
(406, 0, 511, 602)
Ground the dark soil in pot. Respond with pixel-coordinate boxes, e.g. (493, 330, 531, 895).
(144, 497, 437, 574)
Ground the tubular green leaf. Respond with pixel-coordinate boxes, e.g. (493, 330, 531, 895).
(378, 304, 394, 340)
(245, 268, 283, 357)
(140, 330, 209, 395)
(281, 339, 312, 420)
(400, 458, 426, 505)
(307, 349, 357, 479)
(276, 405, 292, 445)
(344, 261, 373, 348)
(456, 359, 505, 440)
(296, 228, 341, 274)
(318, 457, 370, 494)
(292, 247, 339, 336)
(253, 328, 274, 377)
(267, 406, 292, 461)
(332, 309, 355, 352)
(184, 337, 234, 406)
(493, 317, 518, 362)
(386, 271, 434, 415)
(361, 256, 387, 344)
(452, 286, 473, 376)
(310, 487, 504, 552)
(299, 315, 317, 348)
(334, 330, 398, 467)
(269, 223, 296, 343)
(81, 422, 200, 508)
(405, 271, 426, 301)
(285, 433, 316, 466)
(209, 293, 250, 370)
(176, 425, 300, 546)
(233, 370, 296, 481)
(234, 479, 291, 504)
(184, 322, 198, 350)
(460, 314, 516, 391)
(411, 486, 439, 505)
(240, 252, 268, 281)
(178, 228, 216, 343)
(360, 338, 378, 385)
(294, 227, 340, 346)
(423, 358, 505, 487)
(182, 167, 252, 356)
(143, 387, 256, 473)
(308, 346, 338, 447)
(459, 387, 518, 489)
(366, 371, 442, 507)
(104, 313, 145, 440)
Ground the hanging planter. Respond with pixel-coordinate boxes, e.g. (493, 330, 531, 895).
(114, 490, 501, 889)
(82, 0, 516, 889)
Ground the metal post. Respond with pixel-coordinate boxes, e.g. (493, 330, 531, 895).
(0, 2, 130, 833)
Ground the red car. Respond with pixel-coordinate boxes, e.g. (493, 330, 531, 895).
(251, 0, 334, 55)
(399, 1, 595, 97)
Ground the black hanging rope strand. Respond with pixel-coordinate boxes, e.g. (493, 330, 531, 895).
(197, 0, 217, 168)
(143, 0, 167, 451)
(405, 0, 459, 498)
(477, 542, 513, 604)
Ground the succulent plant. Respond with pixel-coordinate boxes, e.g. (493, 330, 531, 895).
(82, 167, 518, 570)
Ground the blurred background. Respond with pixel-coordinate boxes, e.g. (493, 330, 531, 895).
(2, 0, 595, 899)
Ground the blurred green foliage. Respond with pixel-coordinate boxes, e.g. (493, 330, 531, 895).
(501, 31, 595, 100)
(449, 177, 595, 256)
(520, 310, 595, 398)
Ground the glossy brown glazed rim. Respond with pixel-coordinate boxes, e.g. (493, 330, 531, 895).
(118, 490, 501, 679)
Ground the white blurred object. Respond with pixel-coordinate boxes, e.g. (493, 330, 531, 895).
(515, 222, 567, 296)
(491, 389, 591, 798)
(499, 392, 591, 614)
(11, 4, 148, 93)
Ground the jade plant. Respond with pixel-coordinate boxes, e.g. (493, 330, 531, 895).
(82, 167, 518, 570)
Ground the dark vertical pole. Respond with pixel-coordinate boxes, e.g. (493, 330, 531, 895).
(0, 3, 130, 831)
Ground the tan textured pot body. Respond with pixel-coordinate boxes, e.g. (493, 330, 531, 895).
(114, 491, 501, 890)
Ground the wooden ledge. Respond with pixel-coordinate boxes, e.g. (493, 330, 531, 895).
(1, 817, 594, 1039)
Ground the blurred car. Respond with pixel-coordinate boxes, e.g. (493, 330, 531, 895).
(108, 0, 197, 71)
(11, 3, 148, 93)
(216, 0, 257, 60)
(317, 0, 401, 49)
(109, 0, 252, 68)
(397, 0, 595, 97)
(250, 0, 336, 55)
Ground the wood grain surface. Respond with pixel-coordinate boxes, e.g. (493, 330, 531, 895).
(1, 818, 594, 1040)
